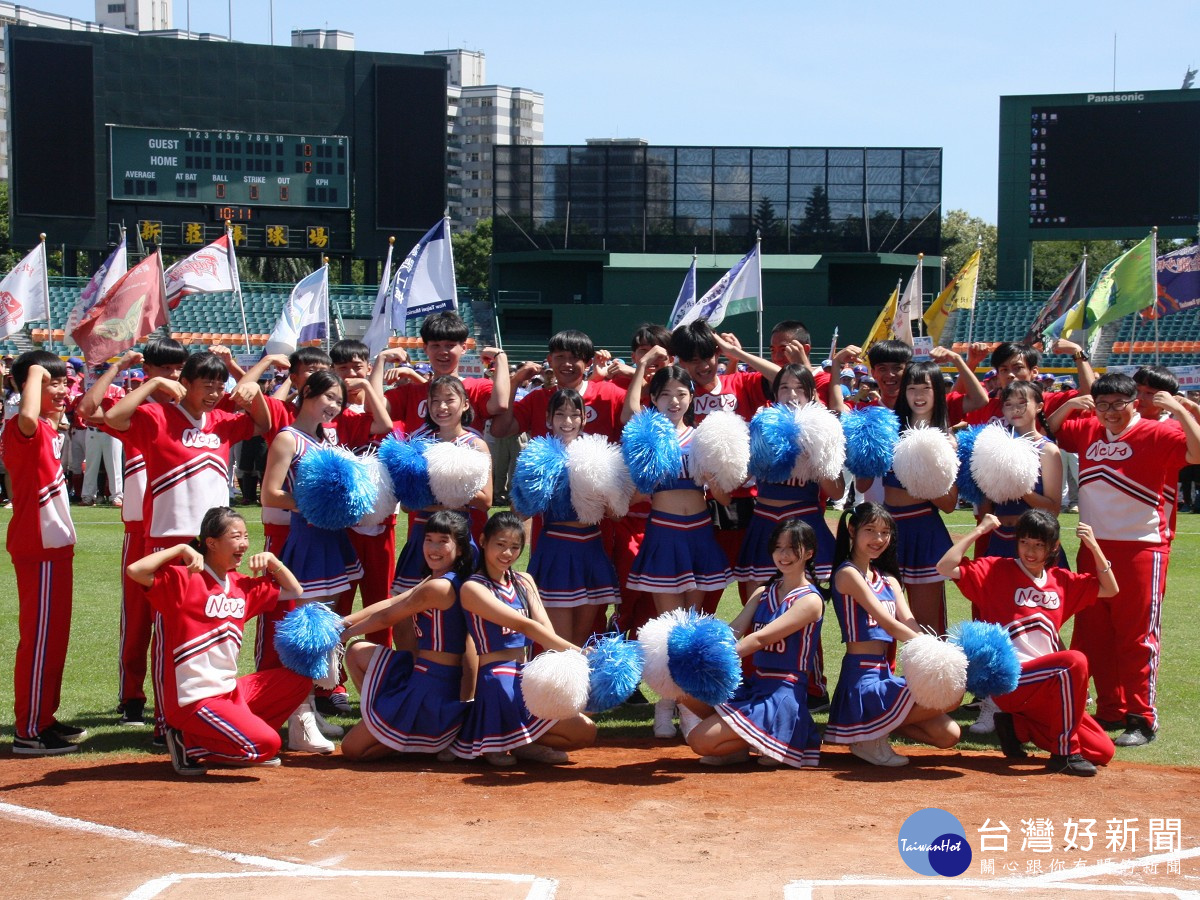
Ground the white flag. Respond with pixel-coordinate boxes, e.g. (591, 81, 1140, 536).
(66, 235, 127, 337)
(676, 244, 761, 329)
(667, 257, 698, 328)
(264, 266, 329, 356)
(164, 232, 239, 310)
(362, 239, 396, 359)
(390, 218, 457, 329)
(0, 243, 49, 340)
(894, 260, 922, 346)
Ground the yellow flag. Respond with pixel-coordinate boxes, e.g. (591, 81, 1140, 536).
(922, 249, 981, 343)
(862, 286, 900, 357)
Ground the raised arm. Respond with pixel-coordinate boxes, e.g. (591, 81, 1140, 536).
(937, 513, 999, 580)
(930, 345, 988, 412)
(346, 376, 393, 435)
(483, 348, 511, 416)
(127, 543, 203, 587)
(621, 345, 666, 424)
(106, 376, 185, 431)
(77, 350, 140, 424)
(715, 331, 779, 383)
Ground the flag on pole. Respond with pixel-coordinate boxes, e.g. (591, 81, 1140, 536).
(164, 232, 240, 310)
(922, 249, 981, 343)
(1045, 235, 1156, 343)
(667, 256, 698, 328)
(1022, 259, 1085, 345)
(1141, 243, 1200, 320)
(71, 251, 167, 365)
(675, 244, 761, 329)
(264, 266, 329, 356)
(390, 218, 457, 329)
(894, 260, 922, 346)
(0, 243, 49, 340)
(862, 284, 900, 358)
(65, 235, 127, 337)
(363, 238, 397, 358)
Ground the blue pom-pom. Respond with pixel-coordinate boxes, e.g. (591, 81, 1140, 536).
(621, 408, 682, 494)
(585, 634, 645, 712)
(842, 405, 900, 478)
(954, 425, 986, 507)
(948, 620, 1022, 698)
(749, 405, 801, 483)
(274, 603, 344, 680)
(666, 611, 741, 706)
(294, 446, 378, 530)
(512, 436, 570, 518)
(378, 434, 436, 510)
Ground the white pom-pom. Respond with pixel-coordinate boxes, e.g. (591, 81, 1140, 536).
(792, 402, 847, 484)
(357, 454, 399, 528)
(425, 441, 490, 509)
(900, 635, 967, 711)
(892, 426, 958, 500)
(565, 434, 634, 525)
(972, 424, 1040, 503)
(520, 648, 591, 719)
(689, 409, 749, 493)
(637, 609, 690, 701)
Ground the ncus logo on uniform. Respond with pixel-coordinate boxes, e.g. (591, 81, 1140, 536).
(182, 428, 221, 449)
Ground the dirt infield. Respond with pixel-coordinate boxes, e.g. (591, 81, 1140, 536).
(2, 740, 1198, 898)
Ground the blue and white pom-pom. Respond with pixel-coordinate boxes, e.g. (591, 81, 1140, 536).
(749, 405, 801, 484)
(520, 648, 591, 719)
(294, 446, 378, 530)
(378, 434, 436, 510)
(511, 436, 569, 518)
(792, 401, 848, 484)
(690, 409, 750, 493)
(566, 434, 635, 524)
(954, 424, 986, 507)
(357, 453, 399, 528)
(274, 602, 345, 681)
(622, 408, 682, 495)
(637, 608, 690, 700)
(948, 620, 1021, 698)
(893, 426, 959, 500)
(666, 612, 742, 706)
(899, 634, 967, 711)
(971, 424, 1040, 504)
(842, 405, 900, 479)
(426, 440, 490, 509)
(585, 633, 645, 712)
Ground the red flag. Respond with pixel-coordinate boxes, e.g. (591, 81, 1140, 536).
(72, 251, 167, 365)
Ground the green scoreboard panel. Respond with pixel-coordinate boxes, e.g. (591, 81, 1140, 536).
(109, 125, 351, 209)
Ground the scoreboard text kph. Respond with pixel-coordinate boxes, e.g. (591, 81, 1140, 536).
(108, 125, 352, 209)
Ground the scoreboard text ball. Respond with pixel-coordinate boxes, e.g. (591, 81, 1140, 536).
(109, 125, 351, 209)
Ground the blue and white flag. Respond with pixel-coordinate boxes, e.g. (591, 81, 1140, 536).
(362, 238, 397, 358)
(675, 244, 761, 329)
(667, 257, 698, 328)
(390, 218, 457, 329)
(264, 265, 329, 356)
(66, 234, 127, 337)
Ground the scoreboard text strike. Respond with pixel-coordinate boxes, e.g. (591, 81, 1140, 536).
(109, 125, 351, 209)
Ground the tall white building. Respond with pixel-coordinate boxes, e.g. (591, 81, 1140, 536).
(426, 49, 543, 231)
(94, 0, 171, 31)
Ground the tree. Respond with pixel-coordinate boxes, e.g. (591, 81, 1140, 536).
(453, 218, 492, 296)
(791, 186, 835, 251)
(940, 209, 997, 291)
(752, 197, 781, 237)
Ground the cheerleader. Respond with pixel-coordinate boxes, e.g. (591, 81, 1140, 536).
(451, 511, 597, 766)
(338, 510, 474, 762)
(825, 502, 961, 766)
(622, 349, 733, 738)
(519, 388, 622, 647)
(127, 507, 310, 775)
(682, 519, 824, 768)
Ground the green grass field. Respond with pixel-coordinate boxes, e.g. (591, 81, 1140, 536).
(2, 504, 1197, 766)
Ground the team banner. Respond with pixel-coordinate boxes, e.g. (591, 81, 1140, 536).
(164, 232, 240, 310)
(667, 257, 698, 328)
(1142, 244, 1200, 320)
(264, 265, 329, 356)
(1022, 260, 1084, 346)
(390, 218, 457, 328)
(0, 243, 49, 340)
(675, 244, 761, 329)
(922, 249, 980, 343)
(71, 251, 167, 365)
(66, 236, 127, 337)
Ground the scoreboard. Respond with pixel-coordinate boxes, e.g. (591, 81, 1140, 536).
(109, 126, 351, 209)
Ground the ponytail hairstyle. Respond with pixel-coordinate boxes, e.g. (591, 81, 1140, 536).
(647, 364, 696, 426)
(421, 510, 474, 581)
(764, 517, 821, 593)
(190, 506, 246, 556)
(477, 510, 530, 613)
(832, 502, 900, 583)
(894, 360, 949, 432)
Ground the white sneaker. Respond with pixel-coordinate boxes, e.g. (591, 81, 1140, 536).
(484, 751, 516, 767)
(678, 706, 703, 740)
(698, 748, 751, 766)
(850, 736, 909, 767)
(312, 707, 344, 739)
(512, 743, 569, 764)
(653, 698, 677, 739)
(436, 748, 457, 763)
(287, 703, 335, 754)
(969, 697, 999, 735)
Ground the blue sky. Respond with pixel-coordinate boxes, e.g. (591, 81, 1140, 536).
(51, 1, 1200, 222)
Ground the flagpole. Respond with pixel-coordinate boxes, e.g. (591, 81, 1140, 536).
(227, 221, 251, 354)
(1152, 227, 1160, 366)
(39, 234, 53, 352)
(385, 235, 396, 348)
(755, 230, 764, 358)
(915, 252, 924, 345)
(322, 256, 331, 352)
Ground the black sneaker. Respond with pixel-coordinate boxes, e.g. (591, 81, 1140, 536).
(164, 728, 206, 776)
(315, 691, 353, 717)
(13, 729, 80, 756)
(151, 732, 167, 750)
(1114, 715, 1156, 748)
(1047, 753, 1098, 776)
(623, 687, 651, 706)
(806, 692, 831, 714)
(119, 699, 146, 727)
(993, 712, 1028, 759)
(49, 721, 88, 741)
(1094, 716, 1125, 731)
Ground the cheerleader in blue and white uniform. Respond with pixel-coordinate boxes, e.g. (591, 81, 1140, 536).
(451, 511, 597, 766)
(825, 502, 961, 766)
(519, 388, 622, 648)
(682, 518, 825, 767)
(339, 510, 474, 762)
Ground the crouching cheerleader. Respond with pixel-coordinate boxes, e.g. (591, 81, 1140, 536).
(682, 519, 825, 768)
(450, 511, 597, 766)
(338, 510, 475, 762)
